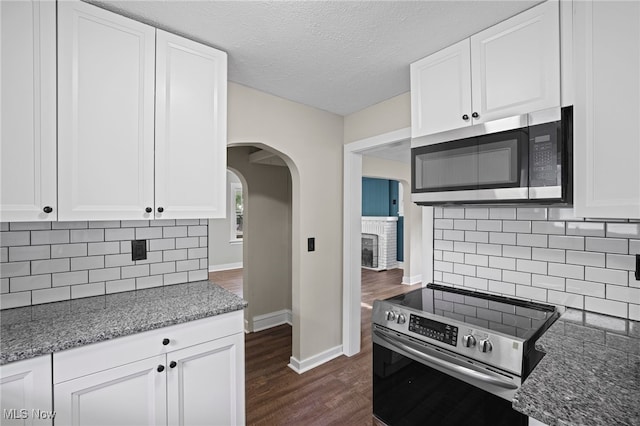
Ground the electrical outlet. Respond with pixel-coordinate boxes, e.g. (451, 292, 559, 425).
(131, 240, 147, 261)
(308, 237, 315, 252)
(635, 254, 639, 281)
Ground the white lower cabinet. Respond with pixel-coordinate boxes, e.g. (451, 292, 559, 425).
(0, 356, 53, 426)
(53, 312, 245, 426)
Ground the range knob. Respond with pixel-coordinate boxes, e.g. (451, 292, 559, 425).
(397, 314, 406, 324)
(479, 339, 493, 353)
(385, 311, 396, 322)
(462, 334, 476, 348)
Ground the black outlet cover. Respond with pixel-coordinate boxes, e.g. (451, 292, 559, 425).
(308, 237, 315, 252)
(131, 240, 147, 261)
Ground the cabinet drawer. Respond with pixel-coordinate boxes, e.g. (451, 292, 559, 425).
(54, 311, 243, 384)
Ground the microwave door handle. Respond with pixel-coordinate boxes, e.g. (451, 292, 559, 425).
(373, 329, 518, 390)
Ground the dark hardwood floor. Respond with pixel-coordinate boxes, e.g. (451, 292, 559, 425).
(209, 268, 421, 425)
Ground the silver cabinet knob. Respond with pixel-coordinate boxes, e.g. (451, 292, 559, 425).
(462, 335, 476, 347)
(385, 311, 396, 321)
(479, 339, 492, 353)
(397, 314, 406, 324)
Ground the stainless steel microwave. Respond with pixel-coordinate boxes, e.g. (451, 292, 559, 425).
(411, 106, 572, 205)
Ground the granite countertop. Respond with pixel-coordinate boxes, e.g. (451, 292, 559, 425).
(514, 309, 640, 426)
(0, 280, 247, 365)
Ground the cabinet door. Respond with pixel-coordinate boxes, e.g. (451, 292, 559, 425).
(573, 1, 640, 218)
(410, 39, 472, 138)
(155, 30, 227, 219)
(54, 355, 167, 426)
(470, 0, 560, 123)
(0, 356, 53, 426)
(167, 333, 245, 426)
(0, 0, 57, 222)
(57, 0, 156, 221)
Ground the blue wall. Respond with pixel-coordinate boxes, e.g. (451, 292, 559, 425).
(362, 177, 403, 261)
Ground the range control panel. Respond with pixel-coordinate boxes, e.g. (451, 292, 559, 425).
(408, 314, 458, 346)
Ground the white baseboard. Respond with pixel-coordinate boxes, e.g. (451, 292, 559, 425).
(209, 262, 243, 272)
(402, 274, 422, 285)
(252, 309, 292, 332)
(288, 345, 343, 374)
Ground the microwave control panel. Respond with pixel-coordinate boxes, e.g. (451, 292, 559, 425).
(529, 122, 560, 187)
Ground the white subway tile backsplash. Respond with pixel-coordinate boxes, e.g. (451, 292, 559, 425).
(443, 251, 465, 263)
(503, 221, 532, 233)
(630, 272, 640, 289)
(465, 254, 488, 267)
(549, 235, 585, 251)
(434, 240, 454, 251)
(532, 221, 565, 235)
(566, 251, 605, 268)
(434, 261, 454, 273)
(31, 230, 70, 245)
(586, 237, 628, 254)
(9, 245, 50, 262)
(434, 230, 444, 240)
(548, 290, 584, 309)
(453, 241, 476, 254)
(10, 275, 51, 292)
(443, 208, 465, 219)
(32, 259, 70, 275)
(434, 219, 454, 230)
(532, 274, 565, 291)
(136, 227, 163, 240)
(503, 270, 531, 285)
(434, 207, 443, 219)
(548, 208, 580, 221)
(465, 208, 489, 220)
(629, 304, 640, 321)
(454, 263, 475, 276)
(476, 220, 502, 232)
(443, 230, 465, 241)
(516, 285, 546, 302)
(516, 259, 547, 274)
(32, 286, 70, 304)
(566, 279, 605, 298)
(516, 208, 547, 221)
(434, 250, 443, 261)
(630, 240, 640, 254)
(489, 208, 516, 220)
(465, 276, 488, 290)
(585, 267, 628, 286)
(454, 220, 476, 231)
(70, 256, 104, 271)
(517, 234, 548, 248)
(502, 245, 532, 260)
(606, 223, 640, 239)
(585, 297, 628, 317)
(87, 242, 120, 256)
(0, 262, 30, 278)
(548, 263, 584, 280)
(71, 282, 105, 299)
(10, 222, 51, 231)
(105, 228, 135, 241)
(0, 291, 31, 309)
(489, 256, 516, 271)
(0, 220, 209, 308)
(51, 243, 87, 258)
(532, 248, 565, 263)
(488, 280, 515, 296)
(606, 254, 636, 271)
(476, 243, 501, 256)
(477, 267, 502, 281)
(566, 222, 605, 237)
(607, 285, 640, 303)
(53, 271, 88, 287)
(490, 232, 516, 245)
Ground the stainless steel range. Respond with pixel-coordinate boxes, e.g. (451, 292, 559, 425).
(372, 283, 558, 426)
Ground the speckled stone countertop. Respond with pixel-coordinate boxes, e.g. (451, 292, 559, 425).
(513, 309, 640, 426)
(0, 280, 247, 365)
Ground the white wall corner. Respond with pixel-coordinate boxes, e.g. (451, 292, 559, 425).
(402, 274, 422, 285)
(252, 309, 293, 332)
(287, 344, 343, 374)
(209, 262, 243, 272)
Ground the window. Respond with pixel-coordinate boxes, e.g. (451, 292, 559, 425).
(230, 182, 243, 242)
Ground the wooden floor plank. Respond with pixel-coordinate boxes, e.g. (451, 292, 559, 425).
(210, 268, 421, 425)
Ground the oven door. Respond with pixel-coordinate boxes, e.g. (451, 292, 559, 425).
(372, 327, 527, 426)
(411, 128, 529, 204)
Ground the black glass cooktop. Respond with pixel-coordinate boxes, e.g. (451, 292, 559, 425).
(385, 283, 557, 340)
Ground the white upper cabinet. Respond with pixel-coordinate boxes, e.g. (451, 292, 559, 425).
(155, 30, 228, 220)
(411, 0, 560, 139)
(57, 0, 156, 221)
(0, 0, 57, 222)
(573, 0, 640, 218)
(410, 39, 472, 137)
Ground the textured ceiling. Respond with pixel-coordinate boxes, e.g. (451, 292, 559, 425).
(85, 0, 541, 116)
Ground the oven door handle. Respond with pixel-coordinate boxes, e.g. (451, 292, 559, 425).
(374, 329, 518, 390)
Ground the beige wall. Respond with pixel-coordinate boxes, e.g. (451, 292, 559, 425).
(227, 147, 292, 329)
(343, 92, 411, 144)
(208, 171, 243, 270)
(228, 82, 344, 361)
